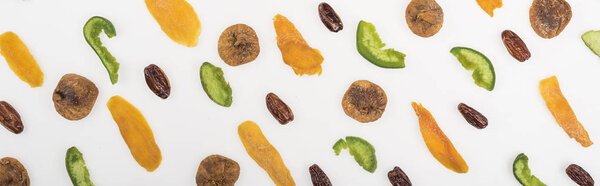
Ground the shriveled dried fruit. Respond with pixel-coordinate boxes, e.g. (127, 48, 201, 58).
(333, 136, 377, 173)
(145, 0, 201, 47)
(274, 14, 324, 76)
(53, 74, 99, 120)
(0, 157, 29, 186)
(309, 164, 332, 186)
(144, 64, 171, 99)
(318, 3, 343, 32)
(502, 30, 531, 62)
(65, 147, 94, 186)
(200, 62, 233, 107)
(566, 164, 594, 186)
(405, 0, 443, 37)
(388, 166, 412, 186)
(0, 101, 24, 134)
(476, 0, 502, 17)
(84, 16, 119, 84)
(238, 121, 295, 185)
(0, 31, 44, 87)
(218, 24, 260, 66)
(529, 0, 571, 39)
(458, 103, 488, 129)
(196, 155, 240, 186)
(342, 80, 387, 123)
(266, 93, 294, 125)
(513, 153, 546, 186)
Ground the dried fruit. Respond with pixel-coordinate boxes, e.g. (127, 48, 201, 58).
(539, 76, 593, 147)
(342, 80, 387, 123)
(450, 47, 496, 91)
(107, 96, 162, 171)
(266, 93, 294, 125)
(405, 0, 443, 37)
(582, 30, 600, 57)
(83, 16, 119, 84)
(357, 21, 406, 68)
(0, 157, 29, 186)
(566, 164, 594, 186)
(218, 24, 260, 66)
(200, 62, 233, 107)
(318, 3, 343, 32)
(238, 121, 295, 185)
(529, 0, 571, 39)
(144, 64, 171, 99)
(145, 0, 201, 47)
(196, 155, 240, 186)
(513, 153, 546, 186)
(332, 136, 377, 173)
(274, 14, 324, 76)
(388, 166, 412, 186)
(53, 74, 99, 120)
(309, 164, 332, 186)
(476, 0, 502, 17)
(66, 147, 94, 186)
(0, 101, 24, 134)
(0, 31, 44, 87)
(412, 102, 468, 173)
(502, 30, 531, 62)
(457, 103, 488, 129)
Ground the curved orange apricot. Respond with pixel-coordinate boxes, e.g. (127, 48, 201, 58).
(476, 0, 503, 17)
(0, 32, 44, 87)
(274, 14, 323, 76)
(145, 0, 201, 47)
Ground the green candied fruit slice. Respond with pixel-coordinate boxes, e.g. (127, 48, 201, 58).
(513, 153, 546, 186)
(200, 62, 233, 107)
(66, 147, 94, 186)
(356, 20, 406, 68)
(332, 136, 377, 173)
(582, 30, 600, 57)
(450, 47, 496, 91)
(83, 16, 119, 84)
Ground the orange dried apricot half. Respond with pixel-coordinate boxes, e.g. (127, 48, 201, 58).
(0, 32, 44, 87)
(145, 0, 201, 47)
(274, 14, 324, 76)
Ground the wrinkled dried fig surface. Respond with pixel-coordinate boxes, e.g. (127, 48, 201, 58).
(53, 74, 99, 120)
(529, 0, 571, 39)
(0, 157, 30, 186)
(196, 154, 240, 186)
(405, 0, 443, 37)
(342, 80, 387, 123)
(218, 24, 260, 66)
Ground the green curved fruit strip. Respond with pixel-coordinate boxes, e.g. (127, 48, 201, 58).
(66, 147, 94, 186)
(356, 20, 405, 68)
(513, 153, 546, 186)
(582, 30, 600, 57)
(83, 16, 119, 84)
(450, 47, 495, 91)
(200, 62, 232, 107)
(332, 136, 377, 173)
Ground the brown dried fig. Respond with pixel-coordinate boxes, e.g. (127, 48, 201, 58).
(218, 24, 260, 66)
(52, 74, 99, 120)
(342, 80, 387, 123)
(0, 157, 30, 186)
(196, 154, 240, 186)
(406, 0, 443, 38)
(529, 0, 571, 39)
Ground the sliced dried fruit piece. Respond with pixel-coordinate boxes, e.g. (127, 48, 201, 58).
(199, 62, 232, 107)
(107, 96, 162, 171)
(266, 93, 294, 125)
(450, 47, 495, 91)
(566, 164, 594, 186)
(274, 14, 324, 76)
(196, 154, 240, 186)
(83, 16, 119, 84)
(145, 0, 201, 47)
(539, 76, 592, 147)
(309, 164, 332, 186)
(405, 0, 443, 38)
(0, 157, 29, 186)
(342, 80, 387, 123)
(458, 103, 488, 129)
(502, 30, 531, 62)
(0, 31, 44, 87)
(332, 136, 377, 173)
(357, 21, 406, 68)
(513, 153, 546, 186)
(412, 102, 468, 173)
(388, 166, 412, 186)
(53, 74, 99, 120)
(582, 30, 600, 57)
(476, 0, 502, 17)
(318, 3, 343, 32)
(144, 64, 171, 99)
(238, 121, 295, 185)
(218, 24, 260, 66)
(0, 101, 24, 134)
(66, 147, 94, 186)
(529, 0, 571, 39)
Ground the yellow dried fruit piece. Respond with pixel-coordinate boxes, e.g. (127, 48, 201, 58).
(145, 0, 201, 47)
(107, 96, 162, 171)
(0, 32, 43, 87)
(274, 14, 324, 76)
(412, 102, 468, 173)
(476, 0, 503, 17)
(238, 121, 295, 186)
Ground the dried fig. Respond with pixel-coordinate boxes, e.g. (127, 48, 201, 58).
(218, 24, 260, 66)
(405, 0, 443, 37)
(342, 80, 387, 123)
(53, 74, 99, 120)
(0, 157, 29, 186)
(196, 155, 240, 186)
(529, 0, 571, 39)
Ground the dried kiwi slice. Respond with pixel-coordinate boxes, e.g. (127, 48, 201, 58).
(196, 155, 240, 186)
(529, 0, 571, 39)
(405, 0, 443, 38)
(342, 80, 387, 123)
(218, 24, 260, 66)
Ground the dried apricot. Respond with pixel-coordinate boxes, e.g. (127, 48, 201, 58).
(218, 24, 260, 66)
(476, 0, 502, 17)
(0, 32, 44, 87)
(529, 0, 571, 39)
(145, 0, 201, 47)
(342, 80, 387, 123)
(274, 14, 324, 76)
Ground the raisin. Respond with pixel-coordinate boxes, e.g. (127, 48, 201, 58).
(309, 164, 332, 186)
(196, 155, 240, 186)
(566, 164, 594, 186)
(218, 24, 260, 66)
(405, 0, 443, 37)
(0, 101, 23, 134)
(266, 93, 294, 125)
(52, 74, 99, 120)
(342, 80, 387, 123)
(529, 0, 571, 38)
(318, 3, 343, 32)
(501, 30, 531, 62)
(0, 157, 30, 186)
(388, 166, 412, 186)
(458, 103, 488, 129)
(144, 64, 171, 99)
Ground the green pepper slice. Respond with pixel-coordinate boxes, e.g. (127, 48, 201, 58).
(450, 47, 496, 91)
(582, 30, 600, 57)
(200, 62, 232, 107)
(83, 16, 119, 84)
(356, 20, 406, 68)
(332, 136, 377, 173)
(66, 147, 94, 186)
(513, 153, 546, 186)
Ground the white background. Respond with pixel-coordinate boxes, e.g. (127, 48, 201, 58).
(0, 0, 599, 185)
